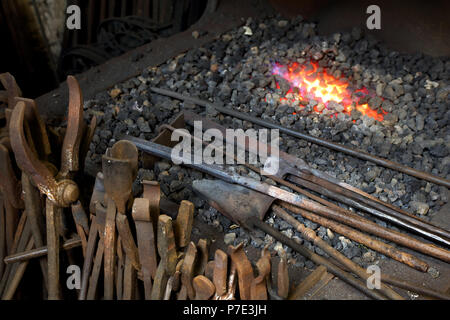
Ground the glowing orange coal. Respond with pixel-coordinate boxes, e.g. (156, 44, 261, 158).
(272, 62, 386, 121)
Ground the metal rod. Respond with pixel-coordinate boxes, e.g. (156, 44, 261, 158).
(150, 87, 450, 188)
(182, 111, 450, 247)
(277, 203, 428, 272)
(298, 172, 450, 242)
(249, 217, 388, 300)
(261, 169, 450, 263)
(288, 175, 450, 247)
(124, 136, 447, 252)
(4, 237, 82, 264)
(0, 214, 29, 296)
(380, 275, 450, 300)
(2, 237, 34, 300)
(272, 205, 405, 299)
(160, 122, 447, 264)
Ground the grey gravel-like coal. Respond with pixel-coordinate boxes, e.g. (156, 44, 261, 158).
(82, 14, 449, 270)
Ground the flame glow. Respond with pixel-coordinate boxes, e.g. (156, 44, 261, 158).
(271, 62, 386, 121)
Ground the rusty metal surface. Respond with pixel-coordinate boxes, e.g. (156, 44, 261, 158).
(116, 214, 140, 271)
(213, 249, 228, 297)
(269, 172, 450, 264)
(103, 196, 117, 300)
(79, 215, 99, 299)
(193, 275, 215, 300)
(21, 174, 48, 285)
(157, 215, 177, 276)
(151, 261, 169, 300)
(89, 172, 105, 213)
(142, 113, 185, 169)
(252, 217, 387, 300)
(142, 180, 160, 249)
(296, 173, 450, 244)
(277, 250, 289, 299)
(59, 76, 84, 179)
(193, 179, 274, 228)
(87, 233, 104, 300)
(0, 211, 28, 296)
(102, 140, 138, 214)
(181, 241, 197, 300)
(8, 76, 90, 300)
(196, 239, 209, 276)
(279, 203, 429, 272)
(46, 199, 61, 299)
(269, 205, 404, 300)
(229, 243, 254, 300)
(250, 247, 271, 300)
(132, 197, 154, 299)
(2, 236, 33, 300)
(182, 112, 450, 248)
(122, 256, 137, 300)
(174, 200, 194, 248)
(10, 100, 74, 206)
(2, 235, 81, 262)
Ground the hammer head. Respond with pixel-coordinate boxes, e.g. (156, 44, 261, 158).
(192, 179, 274, 229)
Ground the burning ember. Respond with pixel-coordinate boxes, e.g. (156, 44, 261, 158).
(272, 62, 386, 121)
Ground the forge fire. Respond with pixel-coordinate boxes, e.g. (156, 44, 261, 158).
(272, 61, 387, 121)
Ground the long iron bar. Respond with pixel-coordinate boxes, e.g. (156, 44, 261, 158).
(277, 203, 429, 271)
(297, 172, 450, 242)
(380, 275, 450, 300)
(181, 111, 450, 247)
(161, 123, 439, 267)
(150, 87, 450, 188)
(288, 175, 450, 247)
(162, 120, 450, 258)
(248, 217, 388, 300)
(271, 205, 447, 299)
(4, 237, 82, 264)
(255, 167, 450, 263)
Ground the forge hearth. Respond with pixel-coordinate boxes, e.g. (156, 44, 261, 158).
(78, 14, 449, 299)
(1, 1, 449, 301)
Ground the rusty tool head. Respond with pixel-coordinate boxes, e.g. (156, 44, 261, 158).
(192, 179, 273, 229)
(192, 181, 260, 224)
(59, 76, 84, 179)
(250, 246, 271, 300)
(181, 241, 197, 300)
(213, 249, 228, 297)
(0, 72, 22, 109)
(102, 140, 138, 214)
(9, 100, 78, 207)
(228, 243, 254, 300)
(193, 275, 216, 300)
